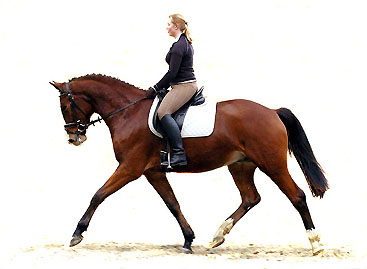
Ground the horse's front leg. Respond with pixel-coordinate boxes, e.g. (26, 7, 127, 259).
(70, 164, 141, 247)
(144, 170, 195, 253)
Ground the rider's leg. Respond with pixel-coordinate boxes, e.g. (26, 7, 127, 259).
(158, 82, 198, 120)
(158, 82, 197, 167)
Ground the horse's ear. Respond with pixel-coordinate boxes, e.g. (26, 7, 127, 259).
(49, 81, 62, 92)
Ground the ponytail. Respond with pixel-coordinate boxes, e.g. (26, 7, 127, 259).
(169, 14, 193, 44)
(183, 24, 193, 44)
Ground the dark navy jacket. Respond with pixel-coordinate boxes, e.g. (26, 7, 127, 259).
(155, 34, 196, 91)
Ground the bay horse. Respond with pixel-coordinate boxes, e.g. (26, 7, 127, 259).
(50, 74, 328, 255)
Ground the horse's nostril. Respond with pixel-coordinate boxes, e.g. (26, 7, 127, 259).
(68, 139, 75, 143)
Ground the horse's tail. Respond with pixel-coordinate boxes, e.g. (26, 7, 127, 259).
(276, 108, 329, 198)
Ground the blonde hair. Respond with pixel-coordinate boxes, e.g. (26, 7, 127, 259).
(169, 14, 193, 44)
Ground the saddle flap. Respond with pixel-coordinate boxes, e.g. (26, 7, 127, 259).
(152, 87, 205, 136)
(148, 86, 216, 139)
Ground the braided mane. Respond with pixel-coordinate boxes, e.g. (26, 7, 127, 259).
(69, 74, 144, 91)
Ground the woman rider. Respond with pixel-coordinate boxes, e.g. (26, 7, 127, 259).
(146, 14, 198, 168)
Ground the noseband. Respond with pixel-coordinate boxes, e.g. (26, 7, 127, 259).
(60, 82, 148, 136)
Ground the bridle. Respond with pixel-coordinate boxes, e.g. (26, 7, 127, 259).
(60, 82, 148, 136)
(60, 82, 89, 136)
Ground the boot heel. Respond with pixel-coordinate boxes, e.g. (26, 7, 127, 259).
(170, 151, 187, 167)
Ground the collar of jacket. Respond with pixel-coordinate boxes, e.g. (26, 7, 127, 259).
(173, 33, 184, 43)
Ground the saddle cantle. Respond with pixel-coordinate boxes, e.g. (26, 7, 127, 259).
(151, 86, 208, 137)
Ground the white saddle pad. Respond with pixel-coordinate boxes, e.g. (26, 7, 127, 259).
(148, 97, 217, 138)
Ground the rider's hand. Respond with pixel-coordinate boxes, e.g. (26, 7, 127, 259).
(146, 86, 158, 99)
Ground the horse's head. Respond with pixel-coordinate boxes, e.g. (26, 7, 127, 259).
(50, 81, 93, 146)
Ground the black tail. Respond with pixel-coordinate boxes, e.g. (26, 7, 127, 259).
(276, 108, 329, 198)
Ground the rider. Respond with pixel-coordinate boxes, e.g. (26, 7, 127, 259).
(146, 14, 198, 167)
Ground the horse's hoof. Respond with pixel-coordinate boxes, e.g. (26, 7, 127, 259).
(210, 218, 233, 248)
(181, 247, 193, 254)
(307, 229, 323, 256)
(210, 237, 225, 248)
(70, 235, 83, 247)
(312, 247, 324, 256)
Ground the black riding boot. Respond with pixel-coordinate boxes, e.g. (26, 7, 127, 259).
(160, 114, 187, 167)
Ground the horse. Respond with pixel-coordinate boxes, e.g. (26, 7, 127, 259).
(50, 74, 328, 255)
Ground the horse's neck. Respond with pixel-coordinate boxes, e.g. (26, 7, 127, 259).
(75, 79, 150, 142)
(85, 81, 145, 117)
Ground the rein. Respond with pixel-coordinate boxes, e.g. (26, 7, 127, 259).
(62, 82, 148, 135)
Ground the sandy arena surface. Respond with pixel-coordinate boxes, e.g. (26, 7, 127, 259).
(4, 242, 362, 269)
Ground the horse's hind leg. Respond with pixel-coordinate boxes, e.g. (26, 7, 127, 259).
(264, 165, 323, 255)
(211, 161, 260, 248)
(144, 170, 195, 253)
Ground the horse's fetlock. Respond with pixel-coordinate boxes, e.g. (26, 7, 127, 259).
(184, 231, 195, 241)
(76, 221, 89, 233)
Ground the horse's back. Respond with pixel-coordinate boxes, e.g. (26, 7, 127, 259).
(217, 99, 283, 130)
(215, 99, 288, 151)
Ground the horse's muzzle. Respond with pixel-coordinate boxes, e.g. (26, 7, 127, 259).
(68, 133, 87, 146)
